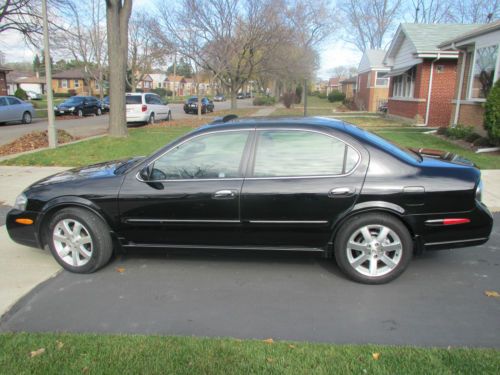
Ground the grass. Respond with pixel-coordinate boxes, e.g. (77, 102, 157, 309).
(0, 333, 499, 374)
(339, 116, 413, 128)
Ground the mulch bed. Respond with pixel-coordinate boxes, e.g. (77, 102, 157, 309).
(0, 130, 77, 157)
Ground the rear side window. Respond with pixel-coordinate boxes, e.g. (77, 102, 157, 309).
(126, 95, 142, 104)
(253, 130, 359, 177)
(0, 98, 7, 106)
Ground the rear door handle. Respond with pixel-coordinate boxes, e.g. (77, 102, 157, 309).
(328, 187, 356, 198)
(212, 189, 237, 199)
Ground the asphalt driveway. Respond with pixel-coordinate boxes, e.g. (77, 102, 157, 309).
(1, 214, 499, 348)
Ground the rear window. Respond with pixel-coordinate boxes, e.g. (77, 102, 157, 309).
(126, 95, 142, 104)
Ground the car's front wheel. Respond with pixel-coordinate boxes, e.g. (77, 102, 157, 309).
(46, 208, 113, 273)
(167, 111, 172, 121)
(334, 213, 413, 284)
(96, 107, 102, 116)
(22, 111, 32, 124)
(148, 113, 155, 124)
(77, 109, 83, 117)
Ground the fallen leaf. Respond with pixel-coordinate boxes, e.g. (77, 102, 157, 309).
(288, 344, 296, 349)
(82, 367, 89, 373)
(115, 267, 126, 273)
(484, 290, 500, 298)
(56, 340, 64, 350)
(266, 357, 274, 363)
(372, 352, 381, 360)
(30, 348, 45, 358)
(263, 338, 274, 344)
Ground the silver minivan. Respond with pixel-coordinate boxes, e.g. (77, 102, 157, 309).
(0, 96, 35, 124)
(126, 93, 172, 124)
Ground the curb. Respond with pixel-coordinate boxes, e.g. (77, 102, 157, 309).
(0, 133, 107, 162)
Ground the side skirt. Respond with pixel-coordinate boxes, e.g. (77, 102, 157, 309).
(121, 243, 327, 253)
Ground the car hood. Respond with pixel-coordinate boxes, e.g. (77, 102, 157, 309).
(28, 157, 143, 189)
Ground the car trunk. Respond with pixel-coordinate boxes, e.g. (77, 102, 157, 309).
(126, 95, 144, 115)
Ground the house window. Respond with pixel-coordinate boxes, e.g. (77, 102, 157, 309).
(157, 82, 162, 88)
(74, 79, 80, 88)
(144, 81, 151, 89)
(95, 81, 100, 89)
(60, 79, 68, 89)
(375, 71, 389, 87)
(392, 67, 416, 98)
(470, 44, 498, 99)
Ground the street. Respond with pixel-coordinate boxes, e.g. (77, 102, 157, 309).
(1, 213, 499, 348)
(0, 99, 255, 147)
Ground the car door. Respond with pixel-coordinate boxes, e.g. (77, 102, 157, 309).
(153, 94, 168, 119)
(6, 97, 23, 121)
(240, 127, 369, 249)
(118, 129, 254, 247)
(0, 97, 10, 122)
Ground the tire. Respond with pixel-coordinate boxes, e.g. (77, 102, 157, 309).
(96, 107, 102, 116)
(22, 111, 32, 124)
(148, 113, 155, 124)
(77, 109, 83, 117)
(167, 111, 172, 121)
(46, 207, 113, 273)
(334, 213, 413, 284)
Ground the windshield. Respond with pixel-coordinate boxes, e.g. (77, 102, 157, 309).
(126, 95, 142, 104)
(187, 97, 198, 103)
(63, 97, 84, 105)
(114, 156, 145, 175)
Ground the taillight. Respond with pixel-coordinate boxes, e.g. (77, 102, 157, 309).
(141, 104, 147, 112)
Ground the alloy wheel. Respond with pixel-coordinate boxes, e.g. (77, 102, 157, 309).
(52, 219, 93, 267)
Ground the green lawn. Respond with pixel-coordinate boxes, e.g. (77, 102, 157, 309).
(339, 116, 413, 128)
(0, 333, 498, 374)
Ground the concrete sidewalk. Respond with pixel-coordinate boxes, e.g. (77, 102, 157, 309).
(0, 166, 498, 318)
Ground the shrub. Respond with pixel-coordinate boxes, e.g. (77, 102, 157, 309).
(14, 88, 28, 100)
(253, 96, 276, 106)
(473, 136, 492, 147)
(295, 85, 303, 104)
(68, 89, 77, 96)
(436, 127, 448, 135)
(446, 125, 474, 139)
(342, 98, 357, 110)
(310, 90, 320, 96)
(484, 79, 500, 145)
(53, 92, 72, 98)
(282, 92, 295, 108)
(318, 92, 327, 99)
(328, 90, 345, 103)
(152, 88, 168, 97)
(465, 132, 481, 143)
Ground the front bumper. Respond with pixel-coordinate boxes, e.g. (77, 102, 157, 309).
(6, 209, 42, 249)
(55, 109, 75, 115)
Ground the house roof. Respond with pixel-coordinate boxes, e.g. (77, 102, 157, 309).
(438, 20, 500, 49)
(328, 77, 340, 86)
(0, 65, 12, 72)
(6, 70, 35, 83)
(52, 68, 87, 79)
(357, 50, 390, 73)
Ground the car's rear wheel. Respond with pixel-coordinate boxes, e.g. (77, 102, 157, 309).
(334, 213, 412, 284)
(46, 208, 113, 273)
(22, 111, 32, 124)
(96, 107, 102, 116)
(148, 113, 155, 124)
(167, 111, 172, 121)
(77, 109, 83, 117)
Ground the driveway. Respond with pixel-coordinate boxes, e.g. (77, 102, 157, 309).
(1, 214, 499, 347)
(0, 99, 255, 146)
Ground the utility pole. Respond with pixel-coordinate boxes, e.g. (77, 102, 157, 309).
(42, 0, 57, 148)
(172, 52, 177, 101)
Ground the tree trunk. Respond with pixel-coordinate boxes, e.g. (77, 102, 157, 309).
(106, 0, 132, 137)
(197, 84, 201, 119)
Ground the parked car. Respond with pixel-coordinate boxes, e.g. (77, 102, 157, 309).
(236, 92, 245, 99)
(183, 97, 214, 114)
(26, 91, 42, 100)
(214, 94, 225, 102)
(54, 96, 102, 117)
(6, 116, 493, 283)
(245, 92, 252, 98)
(126, 93, 172, 124)
(0, 96, 34, 124)
(101, 96, 110, 112)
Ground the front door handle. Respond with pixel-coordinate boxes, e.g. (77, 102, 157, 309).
(328, 187, 356, 198)
(212, 190, 237, 199)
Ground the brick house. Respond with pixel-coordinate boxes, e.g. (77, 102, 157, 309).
(137, 74, 153, 91)
(52, 68, 100, 96)
(0, 66, 11, 96)
(355, 50, 390, 112)
(326, 77, 340, 94)
(340, 76, 357, 99)
(383, 23, 480, 126)
(438, 21, 500, 134)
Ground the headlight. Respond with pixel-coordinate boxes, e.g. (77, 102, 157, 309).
(54, 106, 58, 110)
(69, 107, 75, 111)
(476, 180, 483, 202)
(14, 193, 28, 211)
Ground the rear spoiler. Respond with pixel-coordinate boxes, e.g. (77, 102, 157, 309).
(409, 148, 475, 167)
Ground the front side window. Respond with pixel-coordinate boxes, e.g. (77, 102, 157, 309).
(392, 67, 415, 98)
(151, 131, 250, 180)
(7, 97, 21, 105)
(470, 44, 498, 99)
(253, 130, 359, 177)
(0, 97, 7, 106)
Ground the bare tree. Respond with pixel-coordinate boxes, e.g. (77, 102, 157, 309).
(328, 65, 357, 79)
(0, 0, 42, 43)
(106, 0, 132, 137)
(54, 0, 107, 98)
(453, 0, 499, 23)
(156, 0, 287, 109)
(127, 12, 164, 92)
(339, 0, 403, 52)
(409, 0, 454, 23)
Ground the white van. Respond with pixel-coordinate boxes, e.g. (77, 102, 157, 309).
(126, 92, 172, 124)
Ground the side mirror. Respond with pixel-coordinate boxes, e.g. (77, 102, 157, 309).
(139, 165, 151, 181)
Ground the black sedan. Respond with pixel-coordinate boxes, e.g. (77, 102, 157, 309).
(54, 96, 102, 117)
(6, 117, 493, 284)
(183, 97, 214, 114)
